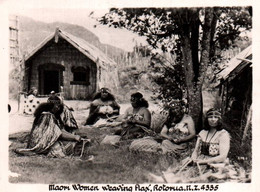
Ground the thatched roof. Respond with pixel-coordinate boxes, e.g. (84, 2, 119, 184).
(216, 45, 252, 86)
(24, 28, 117, 69)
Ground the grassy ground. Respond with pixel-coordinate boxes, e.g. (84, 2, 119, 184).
(9, 99, 185, 184)
(9, 132, 185, 184)
(8, 99, 250, 184)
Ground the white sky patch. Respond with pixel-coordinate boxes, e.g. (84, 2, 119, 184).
(7, 6, 147, 52)
(4, 0, 253, 52)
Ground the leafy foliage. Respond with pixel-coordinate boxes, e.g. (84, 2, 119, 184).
(214, 8, 252, 51)
(149, 53, 185, 103)
(99, 8, 252, 169)
(99, 7, 252, 120)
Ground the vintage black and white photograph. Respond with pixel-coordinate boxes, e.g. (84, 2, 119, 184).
(2, 0, 257, 190)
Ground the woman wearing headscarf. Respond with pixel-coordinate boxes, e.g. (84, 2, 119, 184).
(15, 101, 82, 157)
(84, 88, 120, 126)
(191, 108, 230, 164)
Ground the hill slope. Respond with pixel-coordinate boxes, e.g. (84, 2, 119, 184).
(18, 16, 126, 59)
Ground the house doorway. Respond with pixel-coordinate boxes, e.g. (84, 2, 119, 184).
(38, 63, 64, 95)
(44, 70, 60, 94)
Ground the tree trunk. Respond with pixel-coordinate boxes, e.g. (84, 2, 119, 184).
(191, 11, 200, 82)
(209, 8, 222, 59)
(189, 10, 203, 132)
(189, 86, 203, 132)
(180, 31, 202, 132)
(199, 8, 214, 84)
(180, 8, 214, 132)
(195, 8, 214, 132)
(181, 35, 194, 91)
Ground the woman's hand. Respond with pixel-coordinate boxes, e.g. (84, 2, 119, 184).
(172, 138, 182, 144)
(126, 118, 136, 124)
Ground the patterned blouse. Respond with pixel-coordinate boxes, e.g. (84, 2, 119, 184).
(198, 129, 230, 157)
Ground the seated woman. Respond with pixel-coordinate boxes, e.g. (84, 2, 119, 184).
(191, 108, 230, 164)
(159, 102, 196, 154)
(15, 102, 82, 158)
(101, 92, 151, 145)
(84, 88, 120, 126)
(27, 87, 39, 100)
(149, 109, 233, 183)
(129, 101, 195, 154)
(119, 92, 152, 139)
(48, 91, 78, 133)
(159, 108, 231, 182)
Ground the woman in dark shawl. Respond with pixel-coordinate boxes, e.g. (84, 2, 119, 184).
(84, 88, 120, 125)
(15, 102, 82, 157)
(47, 91, 78, 133)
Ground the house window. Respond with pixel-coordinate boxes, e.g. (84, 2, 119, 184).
(74, 71, 87, 81)
(71, 66, 90, 85)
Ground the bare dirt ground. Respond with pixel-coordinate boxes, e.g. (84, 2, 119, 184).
(8, 99, 158, 134)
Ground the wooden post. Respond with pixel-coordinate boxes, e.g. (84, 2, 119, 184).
(241, 104, 252, 146)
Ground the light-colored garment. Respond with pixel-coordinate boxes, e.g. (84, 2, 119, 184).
(85, 98, 120, 125)
(124, 107, 149, 122)
(198, 129, 230, 157)
(167, 117, 190, 141)
(24, 95, 41, 115)
(99, 105, 114, 114)
(101, 135, 121, 146)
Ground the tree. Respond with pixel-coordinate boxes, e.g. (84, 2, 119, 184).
(99, 7, 252, 130)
